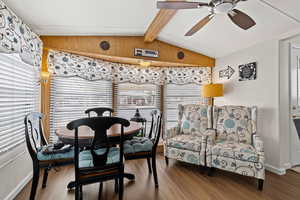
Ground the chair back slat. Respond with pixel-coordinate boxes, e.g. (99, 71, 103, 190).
(148, 110, 163, 150)
(24, 112, 47, 160)
(85, 107, 114, 117)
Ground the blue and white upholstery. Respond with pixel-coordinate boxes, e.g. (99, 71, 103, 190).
(124, 137, 153, 154)
(206, 106, 265, 180)
(164, 104, 211, 166)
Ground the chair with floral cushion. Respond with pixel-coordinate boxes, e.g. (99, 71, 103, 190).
(164, 104, 212, 167)
(124, 110, 162, 187)
(24, 113, 74, 200)
(205, 105, 265, 190)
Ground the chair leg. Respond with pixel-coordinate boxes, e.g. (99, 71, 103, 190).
(98, 182, 103, 200)
(147, 158, 152, 174)
(152, 155, 158, 188)
(30, 164, 40, 200)
(42, 168, 49, 188)
(80, 185, 83, 200)
(114, 179, 118, 193)
(258, 179, 264, 191)
(165, 156, 169, 166)
(208, 167, 215, 177)
(119, 173, 124, 200)
(75, 184, 80, 200)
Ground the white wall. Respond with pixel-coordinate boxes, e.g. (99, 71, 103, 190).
(213, 39, 282, 170)
(0, 144, 32, 200)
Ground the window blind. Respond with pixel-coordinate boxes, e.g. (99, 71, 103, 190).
(49, 77, 112, 142)
(114, 83, 161, 135)
(0, 53, 39, 154)
(164, 84, 207, 129)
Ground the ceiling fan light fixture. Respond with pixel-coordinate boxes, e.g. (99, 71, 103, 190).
(214, 2, 234, 14)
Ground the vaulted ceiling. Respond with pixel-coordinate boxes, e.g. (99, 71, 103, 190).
(3, 0, 300, 58)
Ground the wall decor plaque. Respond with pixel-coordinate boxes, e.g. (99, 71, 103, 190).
(219, 66, 235, 79)
(239, 62, 257, 81)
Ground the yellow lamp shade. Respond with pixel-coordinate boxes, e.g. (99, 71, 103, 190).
(40, 71, 50, 81)
(202, 84, 224, 97)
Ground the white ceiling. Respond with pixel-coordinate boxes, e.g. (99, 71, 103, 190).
(3, 0, 300, 58)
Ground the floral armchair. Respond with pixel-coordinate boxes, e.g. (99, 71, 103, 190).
(164, 104, 212, 166)
(206, 106, 265, 190)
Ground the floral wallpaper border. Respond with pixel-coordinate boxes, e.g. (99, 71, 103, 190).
(0, 0, 42, 67)
(48, 50, 212, 85)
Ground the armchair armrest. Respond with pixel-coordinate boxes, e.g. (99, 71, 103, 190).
(165, 126, 180, 140)
(253, 135, 264, 152)
(202, 129, 217, 145)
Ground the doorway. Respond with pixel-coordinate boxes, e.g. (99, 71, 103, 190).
(290, 44, 300, 167)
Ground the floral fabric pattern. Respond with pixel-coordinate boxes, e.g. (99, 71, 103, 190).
(0, 1, 42, 67)
(164, 146, 205, 166)
(48, 50, 211, 85)
(206, 106, 265, 180)
(213, 106, 255, 144)
(211, 155, 265, 179)
(164, 104, 210, 167)
(211, 141, 259, 162)
(178, 104, 210, 136)
(166, 134, 203, 152)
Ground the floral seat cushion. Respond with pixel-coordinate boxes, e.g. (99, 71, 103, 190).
(79, 147, 120, 168)
(37, 146, 74, 161)
(166, 134, 202, 152)
(211, 141, 259, 163)
(124, 137, 153, 154)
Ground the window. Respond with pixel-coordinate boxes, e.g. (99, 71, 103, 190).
(0, 53, 39, 154)
(164, 84, 207, 129)
(49, 77, 112, 142)
(115, 83, 161, 133)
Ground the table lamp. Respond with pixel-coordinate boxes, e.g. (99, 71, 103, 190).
(202, 83, 224, 127)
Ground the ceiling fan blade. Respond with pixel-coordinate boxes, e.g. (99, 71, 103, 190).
(157, 1, 209, 9)
(185, 14, 214, 36)
(228, 9, 256, 30)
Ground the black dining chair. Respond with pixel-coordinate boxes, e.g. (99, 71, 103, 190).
(85, 107, 114, 117)
(85, 106, 119, 193)
(24, 112, 74, 200)
(67, 116, 130, 200)
(123, 110, 162, 187)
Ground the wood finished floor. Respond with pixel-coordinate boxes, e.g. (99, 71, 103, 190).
(16, 154, 300, 200)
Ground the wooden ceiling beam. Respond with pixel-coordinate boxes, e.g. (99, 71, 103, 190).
(144, 0, 180, 42)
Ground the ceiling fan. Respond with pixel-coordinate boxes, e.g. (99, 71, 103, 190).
(157, 0, 256, 36)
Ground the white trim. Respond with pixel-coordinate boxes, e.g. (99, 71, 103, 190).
(4, 172, 32, 200)
(265, 164, 286, 175)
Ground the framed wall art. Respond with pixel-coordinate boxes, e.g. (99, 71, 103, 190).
(238, 62, 257, 81)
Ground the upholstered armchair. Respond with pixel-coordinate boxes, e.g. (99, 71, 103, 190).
(206, 106, 265, 190)
(164, 104, 211, 166)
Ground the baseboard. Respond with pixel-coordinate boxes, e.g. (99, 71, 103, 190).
(265, 164, 286, 175)
(4, 172, 32, 200)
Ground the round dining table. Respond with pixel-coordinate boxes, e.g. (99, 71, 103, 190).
(55, 121, 142, 189)
(55, 121, 142, 146)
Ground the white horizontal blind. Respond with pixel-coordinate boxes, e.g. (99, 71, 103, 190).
(164, 84, 207, 129)
(49, 77, 112, 142)
(0, 53, 39, 155)
(114, 83, 161, 135)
